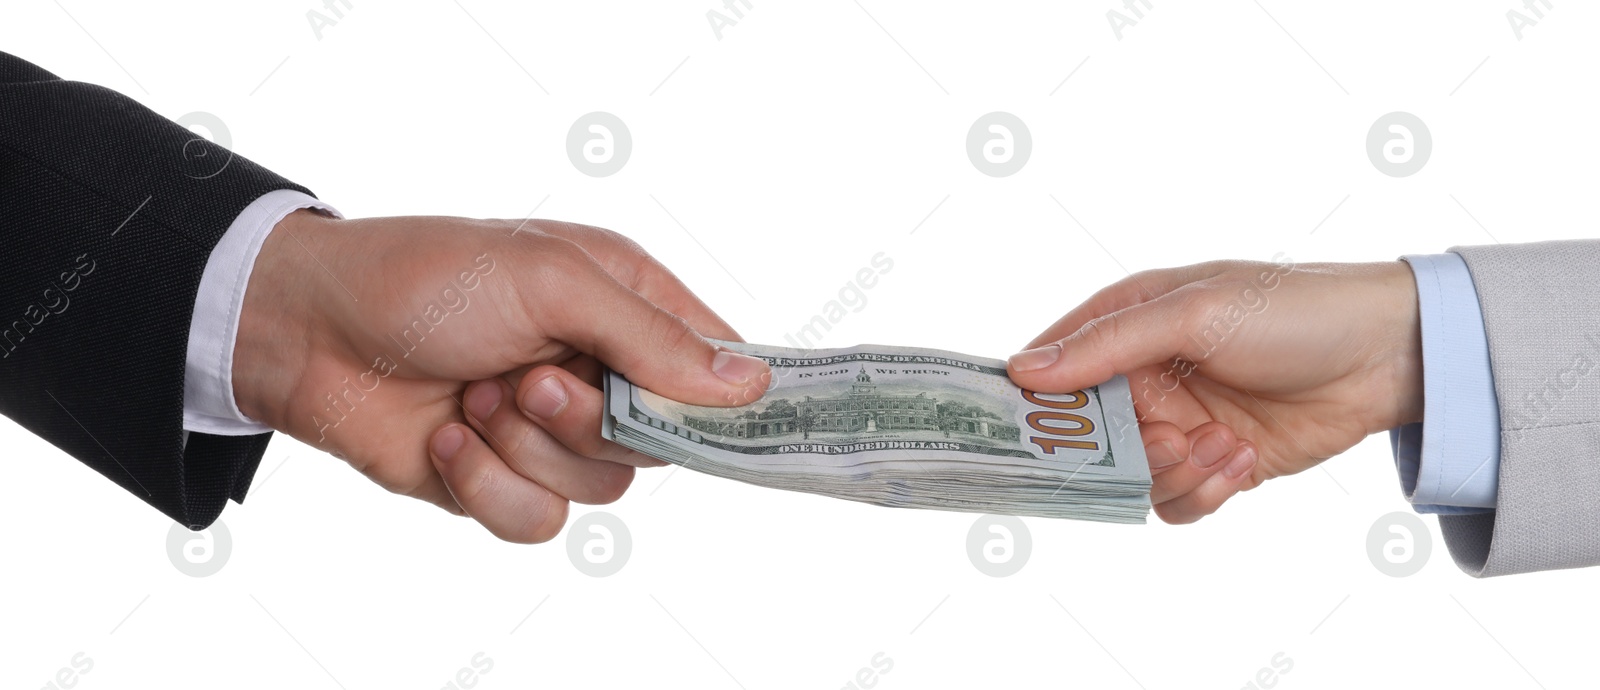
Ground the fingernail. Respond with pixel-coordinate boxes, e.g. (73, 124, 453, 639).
(1191, 431, 1234, 469)
(1145, 440, 1182, 469)
(1008, 344, 1060, 372)
(1223, 444, 1257, 479)
(465, 380, 500, 421)
(521, 375, 569, 420)
(432, 425, 465, 461)
(712, 349, 769, 386)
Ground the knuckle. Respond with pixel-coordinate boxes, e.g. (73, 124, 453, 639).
(1167, 282, 1221, 315)
(564, 429, 607, 458)
(521, 255, 572, 296)
(627, 254, 672, 290)
(530, 233, 587, 267)
(340, 448, 377, 476)
(590, 465, 635, 505)
(513, 498, 568, 544)
(498, 218, 546, 236)
(1194, 259, 1251, 278)
(1153, 503, 1200, 525)
(505, 428, 559, 477)
(584, 222, 644, 255)
(646, 308, 700, 356)
(1184, 492, 1230, 522)
(518, 238, 596, 300)
(1190, 259, 1234, 275)
(451, 459, 498, 505)
(551, 221, 644, 260)
(444, 454, 499, 509)
(560, 220, 621, 241)
(392, 467, 442, 500)
(495, 425, 533, 464)
(1124, 269, 1166, 296)
(1165, 286, 1217, 331)
(1077, 311, 1121, 347)
(350, 451, 432, 499)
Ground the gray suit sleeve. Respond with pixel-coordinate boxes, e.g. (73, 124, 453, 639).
(1445, 240, 1600, 576)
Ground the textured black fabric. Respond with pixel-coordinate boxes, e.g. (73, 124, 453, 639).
(0, 51, 311, 527)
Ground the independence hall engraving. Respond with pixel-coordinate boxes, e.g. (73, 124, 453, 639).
(681, 366, 1021, 441)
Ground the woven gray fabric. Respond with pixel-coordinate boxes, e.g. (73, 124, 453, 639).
(1447, 240, 1600, 576)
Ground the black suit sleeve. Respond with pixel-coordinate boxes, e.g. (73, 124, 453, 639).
(0, 51, 314, 528)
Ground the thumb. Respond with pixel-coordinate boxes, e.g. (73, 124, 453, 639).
(529, 241, 770, 408)
(1006, 294, 1199, 393)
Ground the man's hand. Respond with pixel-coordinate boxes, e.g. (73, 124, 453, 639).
(232, 210, 771, 542)
(1006, 259, 1424, 524)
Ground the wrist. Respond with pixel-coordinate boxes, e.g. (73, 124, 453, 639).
(1376, 259, 1425, 429)
(233, 208, 331, 430)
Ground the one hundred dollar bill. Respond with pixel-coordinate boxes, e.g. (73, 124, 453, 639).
(602, 341, 1152, 523)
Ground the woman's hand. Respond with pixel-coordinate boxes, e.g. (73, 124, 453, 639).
(1007, 259, 1423, 523)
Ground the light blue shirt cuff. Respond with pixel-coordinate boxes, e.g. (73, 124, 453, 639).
(1388, 253, 1500, 514)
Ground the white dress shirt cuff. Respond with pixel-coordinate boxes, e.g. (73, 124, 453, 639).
(183, 189, 342, 436)
(1389, 252, 1501, 513)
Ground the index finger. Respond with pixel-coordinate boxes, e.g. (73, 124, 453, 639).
(530, 221, 743, 342)
(512, 237, 770, 408)
(1024, 263, 1231, 349)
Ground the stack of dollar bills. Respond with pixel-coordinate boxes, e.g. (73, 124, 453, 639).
(602, 341, 1152, 524)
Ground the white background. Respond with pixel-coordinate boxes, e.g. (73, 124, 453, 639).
(3, 1, 1596, 688)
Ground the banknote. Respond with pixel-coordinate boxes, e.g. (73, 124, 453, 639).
(602, 341, 1152, 523)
